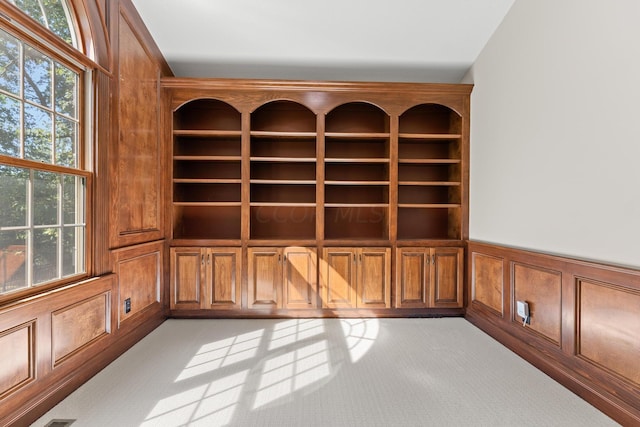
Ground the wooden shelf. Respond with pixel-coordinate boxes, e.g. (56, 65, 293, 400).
(325, 158, 389, 163)
(250, 157, 316, 162)
(174, 130, 242, 137)
(250, 202, 316, 207)
(248, 239, 318, 246)
(325, 180, 390, 185)
(325, 132, 390, 139)
(398, 203, 461, 208)
(325, 203, 389, 208)
(172, 238, 242, 247)
(399, 181, 460, 186)
(173, 178, 241, 184)
(173, 156, 241, 161)
(398, 159, 460, 164)
(250, 131, 316, 139)
(398, 133, 461, 140)
(250, 179, 316, 185)
(173, 202, 242, 207)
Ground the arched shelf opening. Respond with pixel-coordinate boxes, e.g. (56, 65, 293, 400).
(399, 103, 462, 135)
(397, 103, 463, 241)
(324, 102, 391, 241)
(326, 101, 389, 134)
(174, 98, 241, 132)
(249, 100, 317, 241)
(171, 98, 242, 242)
(251, 100, 316, 133)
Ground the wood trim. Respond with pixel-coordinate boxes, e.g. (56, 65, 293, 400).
(459, 95, 470, 241)
(164, 80, 471, 120)
(466, 240, 640, 425)
(93, 69, 112, 275)
(161, 78, 473, 97)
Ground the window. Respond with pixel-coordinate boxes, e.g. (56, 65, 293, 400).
(6, 0, 76, 46)
(0, 0, 88, 296)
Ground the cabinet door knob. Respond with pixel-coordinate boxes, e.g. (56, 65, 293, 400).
(201, 254, 205, 265)
(432, 254, 436, 264)
(207, 254, 211, 265)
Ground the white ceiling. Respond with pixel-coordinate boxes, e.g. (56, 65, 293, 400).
(130, 0, 515, 83)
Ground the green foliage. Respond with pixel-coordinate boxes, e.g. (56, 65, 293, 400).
(9, 0, 74, 45)
(0, 5, 83, 291)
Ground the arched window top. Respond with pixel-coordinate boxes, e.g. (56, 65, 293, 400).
(8, 0, 77, 47)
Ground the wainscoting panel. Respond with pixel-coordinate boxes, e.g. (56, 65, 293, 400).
(0, 321, 35, 399)
(512, 263, 562, 345)
(113, 241, 163, 326)
(471, 252, 504, 316)
(466, 241, 640, 426)
(52, 292, 111, 367)
(577, 278, 640, 386)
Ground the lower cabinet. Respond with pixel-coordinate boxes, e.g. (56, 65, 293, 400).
(170, 245, 460, 312)
(396, 247, 463, 308)
(321, 247, 391, 309)
(247, 247, 318, 309)
(170, 247, 241, 310)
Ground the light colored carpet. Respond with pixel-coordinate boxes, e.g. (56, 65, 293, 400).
(33, 318, 618, 426)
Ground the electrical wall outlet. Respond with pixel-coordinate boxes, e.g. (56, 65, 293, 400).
(516, 300, 529, 324)
(124, 298, 131, 314)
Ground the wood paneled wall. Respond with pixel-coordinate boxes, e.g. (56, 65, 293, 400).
(109, 3, 166, 248)
(467, 241, 640, 425)
(0, 1, 171, 425)
(0, 276, 164, 426)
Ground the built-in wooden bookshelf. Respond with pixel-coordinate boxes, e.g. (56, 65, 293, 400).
(164, 79, 471, 314)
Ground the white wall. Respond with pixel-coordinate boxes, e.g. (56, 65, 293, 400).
(464, 0, 640, 268)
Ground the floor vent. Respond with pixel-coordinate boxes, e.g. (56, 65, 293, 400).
(44, 420, 76, 427)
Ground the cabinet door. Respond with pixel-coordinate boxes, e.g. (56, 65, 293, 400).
(283, 247, 318, 309)
(204, 248, 242, 309)
(170, 247, 203, 310)
(396, 248, 429, 308)
(357, 248, 391, 309)
(430, 247, 463, 308)
(321, 248, 357, 308)
(248, 248, 282, 309)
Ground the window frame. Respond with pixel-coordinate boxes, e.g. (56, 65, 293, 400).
(0, 1, 94, 304)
